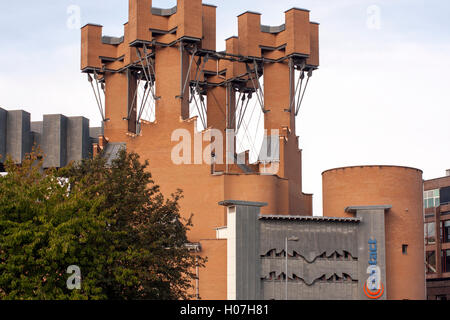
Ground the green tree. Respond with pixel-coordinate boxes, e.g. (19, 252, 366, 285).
(63, 148, 205, 300)
(0, 149, 204, 300)
(0, 151, 112, 300)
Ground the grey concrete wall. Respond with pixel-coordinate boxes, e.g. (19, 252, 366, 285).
(42, 114, 67, 168)
(219, 200, 266, 301)
(31, 121, 43, 151)
(235, 204, 261, 300)
(31, 121, 43, 134)
(6, 110, 31, 163)
(1, 108, 99, 167)
(0, 108, 6, 162)
(67, 117, 90, 163)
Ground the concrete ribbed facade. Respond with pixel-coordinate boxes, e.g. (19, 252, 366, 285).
(0, 107, 102, 167)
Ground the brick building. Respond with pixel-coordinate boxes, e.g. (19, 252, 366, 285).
(424, 171, 450, 300)
(0, 0, 428, 301)
(78, 0, 426, 300)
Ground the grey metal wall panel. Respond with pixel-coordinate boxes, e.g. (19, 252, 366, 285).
(259, 219, 361, 300)
(262, 280, 358, 300)
(103, 143, 126, 166)
(261, 258, 358, 285)
(0, 108, 6, 162)
(42, 114, 67, 168)
(6, 110, 31, 163)
(260, 220, 359, 262)
(355, 208, 388, 300)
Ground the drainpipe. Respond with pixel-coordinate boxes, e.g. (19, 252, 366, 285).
(196, 256, 200, 300)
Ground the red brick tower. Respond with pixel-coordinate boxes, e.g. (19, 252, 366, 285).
(81, 0, 319, 299)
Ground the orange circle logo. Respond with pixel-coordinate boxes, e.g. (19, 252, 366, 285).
(364, 283, 385, 299)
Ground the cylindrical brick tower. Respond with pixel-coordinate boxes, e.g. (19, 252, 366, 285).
(322, 165, 425, 300)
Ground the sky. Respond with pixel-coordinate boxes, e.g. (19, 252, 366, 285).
(1, 0, 449, 215)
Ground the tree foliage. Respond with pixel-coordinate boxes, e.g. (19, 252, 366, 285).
(0, 149, 204, 300)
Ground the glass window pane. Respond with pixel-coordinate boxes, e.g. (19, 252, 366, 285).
(436, 198, 440, 207)
(445, 222, 450, 243)
(426, 251, 436, 273)
(443, 250, 450, 273)
(442, 251, 446, 273)
(428, 223, 434, 234)
(428, 198, 434, 208)
(435, 189, 440, 197)
(425, 222, 436, 245)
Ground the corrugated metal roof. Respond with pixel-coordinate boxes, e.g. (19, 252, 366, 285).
(102, 36, 124, 45)
(261, 24, 286, 34)
(151, 6, 177, 16)
(103, 143, 126, 166)
(259, 215, 361, 223)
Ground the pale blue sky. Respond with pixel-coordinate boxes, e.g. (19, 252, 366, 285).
(1, 1, 449, 215)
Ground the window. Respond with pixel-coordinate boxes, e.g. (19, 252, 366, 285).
(424, 189, 440, 209)
(425, 222, 436, 245)
(441, 250, 450, 273)
(402, 244, 408, 255)
(440, 187, 450, 205)
(436, 295, 448, 301)
(426, 251, 437, 274)
(442, 221, 450, 243)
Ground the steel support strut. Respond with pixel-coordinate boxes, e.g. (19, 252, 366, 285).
(88, 72, 106, 122)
